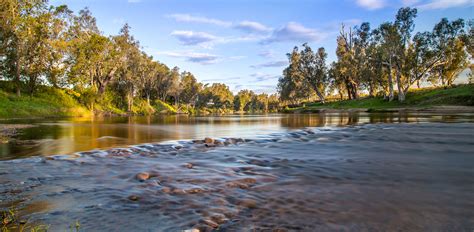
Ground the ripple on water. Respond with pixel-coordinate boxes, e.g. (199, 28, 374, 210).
(0, 123, 474, 231)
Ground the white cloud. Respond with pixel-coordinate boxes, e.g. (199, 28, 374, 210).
(235, 21, 272, 34)
(262, 22, 327, 44)
(165, 14, 232, 27)
(128, 0, 141, 3)
(355, 0, 386, 10)
(250, 60, 287, 69)
(170, 31, 218, 46)
(417, 0, 472, 9)
(160, 51, 219, 65)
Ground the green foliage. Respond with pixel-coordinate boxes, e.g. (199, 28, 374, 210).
(280, 7, 470, 105)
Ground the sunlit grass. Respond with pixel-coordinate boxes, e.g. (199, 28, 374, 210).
(286, 84, 474, 112)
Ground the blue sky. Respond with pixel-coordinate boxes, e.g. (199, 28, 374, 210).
(50, 0, 473, 94)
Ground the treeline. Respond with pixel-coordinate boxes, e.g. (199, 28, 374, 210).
(278, 7, 473, 104)
(0, 0, 278, 114)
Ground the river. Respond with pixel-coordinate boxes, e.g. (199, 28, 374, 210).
(1, 112, 474, 231)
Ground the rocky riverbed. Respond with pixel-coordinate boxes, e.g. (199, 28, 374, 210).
(1, 122, 474, 231)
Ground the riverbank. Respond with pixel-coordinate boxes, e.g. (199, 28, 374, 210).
(0, 88, 91, 118)
(284, 84, 474, 113)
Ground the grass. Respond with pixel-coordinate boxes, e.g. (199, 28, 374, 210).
(0, 88, 91, 118)
(1, 207, 49, 232)
(1, 207, 81, 232)
(152, 99, 177, 114)
(285, 84, 474, 113)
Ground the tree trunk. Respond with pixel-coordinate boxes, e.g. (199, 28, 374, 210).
(127, 92, 133, 112)
(396, 68, 405, 102)
(387, 60, 394, 102)
(29, 75, 37, 96)
(352, 85, 359, 100)
(314, 89, 325, 104)
(14, 55, 21, 97)
(368, 81, 374, 97)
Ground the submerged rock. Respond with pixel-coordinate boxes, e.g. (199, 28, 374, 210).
(136, 172, 150, 182)
(201, 218, 219, 228)
(238, 199, 257, 209)
(205, 143, 216, 148)
(128, 195, 139, 201)
(204, 137, 214, 144)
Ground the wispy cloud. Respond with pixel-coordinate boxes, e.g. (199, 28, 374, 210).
(401, 0, 421, 6)
(233, 84, 277, 93)
(250, 60, 287, 69)
(160, 51, 219, 65)
(127, 0, 141, 3)
(170, 31, 218, 46)
(258, 50, 275, 58)
(250, 72, 281, 82)
(355, 0, 386, 10)
(202, 77, 241, 82)
(235, 21, 272, 34)
(165, 14, 232, 27)
(416, 0, 473, 9)
(262, 22, 327, 44)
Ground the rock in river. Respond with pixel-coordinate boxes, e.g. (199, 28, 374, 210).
(204, 137, 214, 144)
(136, 172, 150, 181)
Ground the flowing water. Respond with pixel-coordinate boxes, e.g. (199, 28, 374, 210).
(1, 113, 474, 231)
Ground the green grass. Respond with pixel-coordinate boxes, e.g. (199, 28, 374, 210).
(0, 88, 91, 118)
(152, 99, 177, 114)
(285, 84, 474, 113)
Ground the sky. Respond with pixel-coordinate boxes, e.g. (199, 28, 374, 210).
(49, 0, 473, 94)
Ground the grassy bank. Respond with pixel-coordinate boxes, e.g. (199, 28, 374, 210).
(0, 88, 91, 118)
(284, 84, 474, 113)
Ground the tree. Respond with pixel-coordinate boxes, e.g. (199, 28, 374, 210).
(1, 0, 49, 96)
(234, 89, 254, 111)
(299, 43, 328, 103)
(430, 18, 468, 86)
(167, 66, 181, 105)
(199, 83, 233, 109)
(180, 71, 202, 107)
(44, 5, 73, 88)
(278, 46, 313, 104)
(336, 24, 362, 100)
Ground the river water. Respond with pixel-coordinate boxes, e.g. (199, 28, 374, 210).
(1, 113, 474, 231)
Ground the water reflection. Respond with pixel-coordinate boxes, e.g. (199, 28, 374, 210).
(1, 112, 473, 160)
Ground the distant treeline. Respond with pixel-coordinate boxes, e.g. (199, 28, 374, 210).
(0, 0, 279, 114)
(278, 8, 473, 104)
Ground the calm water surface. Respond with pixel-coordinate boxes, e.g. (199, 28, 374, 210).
(1, 112, 473, 160)
(1, 113, 474, 231)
